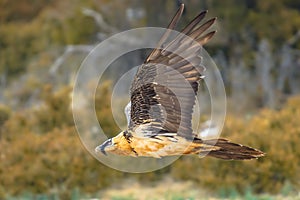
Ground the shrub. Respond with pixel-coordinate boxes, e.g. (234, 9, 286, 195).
(1, 81, 300, 198)
(0, 84, 123, 199)
(0, 104, 11, 139)
(171, 96, 300, 194)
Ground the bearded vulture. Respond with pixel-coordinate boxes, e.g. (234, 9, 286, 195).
(95, 4, 265, 160)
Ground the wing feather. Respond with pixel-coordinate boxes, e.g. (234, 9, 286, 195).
(129, 4, 216, 139)
(146, 4, 185, 63)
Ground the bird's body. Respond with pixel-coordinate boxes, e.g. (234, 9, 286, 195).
(114, 133, 214, 158)
(100, 130, 263, 160)
(95, 4, 265, 160)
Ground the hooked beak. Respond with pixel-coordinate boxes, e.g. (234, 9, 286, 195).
(95, 139, 113, 156)
(95, 144, 107, 155)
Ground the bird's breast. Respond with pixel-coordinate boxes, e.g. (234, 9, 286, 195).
(129, 135, 198, 158)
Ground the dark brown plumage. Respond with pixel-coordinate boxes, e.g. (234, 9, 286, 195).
(95, 4, 265, 160)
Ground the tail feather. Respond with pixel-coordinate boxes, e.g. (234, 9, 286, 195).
(203, 138, 265, 160)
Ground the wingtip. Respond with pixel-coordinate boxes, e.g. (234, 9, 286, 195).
(203, 17, 217, 28)
(209, 30, 217, 36)
(198, 10, 209, 21)
(194, 10, 208, 19)
(206, 30, 217, 39)
(179, 4, 185, 13)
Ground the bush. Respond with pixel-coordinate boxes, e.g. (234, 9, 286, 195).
(0, 85, 123, 199)
(33, 85, 74, 133)
(1, 81, 300, 198)
(0, 104, 11, 139)
(171, 96, 300, 194)
(95, 81, 121, 138)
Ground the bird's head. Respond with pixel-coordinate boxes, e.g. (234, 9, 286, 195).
(95, 131, 132, 156)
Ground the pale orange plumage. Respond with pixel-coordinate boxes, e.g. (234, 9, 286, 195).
(95, 4, 265, 160)
(102, 132, 264, 160)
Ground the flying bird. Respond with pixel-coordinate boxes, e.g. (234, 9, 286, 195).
(95, 4, 265, 160)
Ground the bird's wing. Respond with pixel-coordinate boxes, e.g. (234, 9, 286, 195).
(128, 4, 216, 140)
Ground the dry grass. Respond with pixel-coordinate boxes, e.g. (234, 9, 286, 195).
(99, 178, 209, 200)
(97, 178, 300, 200)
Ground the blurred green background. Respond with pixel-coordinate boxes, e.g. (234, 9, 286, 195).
(1, 0, 300, 199)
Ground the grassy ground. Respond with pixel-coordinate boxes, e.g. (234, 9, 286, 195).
(96, 178, 300, 200)
(5, 178, 300, 200)
(99, 178, 207, 200)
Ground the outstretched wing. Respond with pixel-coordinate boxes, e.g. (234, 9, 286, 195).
(128, 4, 216, 140)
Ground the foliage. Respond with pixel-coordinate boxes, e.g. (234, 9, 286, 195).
(33, 85, 74, 133)
(1, 81, 300, 198)
(246, 1, 300, 44)
(0, 0, 54, 23)
(0, 86, 123, 199)
(0, 0, 97, 78)
(95, 81, 121, 138)
(171, 96, 300, 195)
(0, 104, 11, 139)
(1, 0, 300, 199)
(0, 104, 11, 127)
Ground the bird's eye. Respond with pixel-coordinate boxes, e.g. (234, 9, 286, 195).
(108, 139, 112, 145)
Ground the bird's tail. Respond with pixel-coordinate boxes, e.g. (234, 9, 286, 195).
(199, 138, 265, 160)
